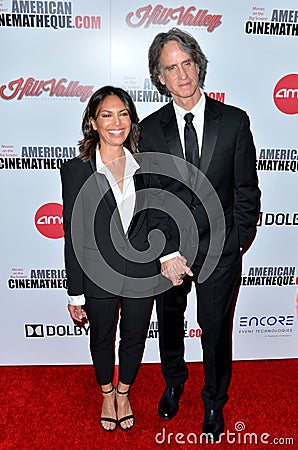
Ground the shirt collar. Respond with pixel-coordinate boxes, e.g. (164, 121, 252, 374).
(96, 147, 140, 176)
(173, 90, 206, 122)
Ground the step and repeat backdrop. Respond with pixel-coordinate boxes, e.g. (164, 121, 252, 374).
(0, 0, 297, 365)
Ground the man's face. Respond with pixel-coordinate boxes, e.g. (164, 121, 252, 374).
(158, 40, 201, 107)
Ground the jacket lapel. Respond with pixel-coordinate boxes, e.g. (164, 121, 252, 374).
(88, 155, 125, 236)
(126, 171, 146, 239)
(200, 96, 222, 175)
(161, 103, 184, 158)
(161, 102, 189, 182)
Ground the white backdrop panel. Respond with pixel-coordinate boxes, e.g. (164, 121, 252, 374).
(0, 0, 297, 365)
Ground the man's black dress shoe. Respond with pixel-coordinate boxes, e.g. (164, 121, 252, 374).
(202, 409, 224, 442)
(158, 384, 184, 420)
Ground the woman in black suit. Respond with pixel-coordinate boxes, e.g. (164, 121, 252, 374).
(60, 86, 158, 432)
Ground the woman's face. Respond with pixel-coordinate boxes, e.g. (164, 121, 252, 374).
(90, 94, 131, 149)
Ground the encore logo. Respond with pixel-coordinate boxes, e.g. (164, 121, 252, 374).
(273, 74, 298, 115)
(35, 202, 64, 239)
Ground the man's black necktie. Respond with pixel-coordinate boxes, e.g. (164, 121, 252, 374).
(184, 112, 199, 167)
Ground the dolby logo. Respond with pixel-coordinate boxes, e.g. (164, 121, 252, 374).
(257, 212, 298, 226)
(24, 323, 89, 338)
(25, 324, 44, 338)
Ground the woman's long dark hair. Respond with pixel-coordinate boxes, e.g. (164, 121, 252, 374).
(79, 86, 140, 161)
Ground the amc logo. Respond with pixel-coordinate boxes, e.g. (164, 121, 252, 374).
(273, 74, 298, 115)
(35, 202, 64, 239)
(25, 324, 44, 338)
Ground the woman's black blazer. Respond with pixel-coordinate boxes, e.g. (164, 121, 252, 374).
(60, 154, 158, 299)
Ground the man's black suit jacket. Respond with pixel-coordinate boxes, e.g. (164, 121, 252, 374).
(60, 155, 158, 298)
(139, 95, 261, 273)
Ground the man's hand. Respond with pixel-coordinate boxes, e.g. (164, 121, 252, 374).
(161, 255, 193, 286)
(68, 304, 87, 323)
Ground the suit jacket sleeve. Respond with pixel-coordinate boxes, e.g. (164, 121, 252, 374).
(233, 112, 261, 251)
(60, 160, 85, 296)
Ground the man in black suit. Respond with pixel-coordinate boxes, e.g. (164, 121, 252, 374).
(139, 28, 261, 441)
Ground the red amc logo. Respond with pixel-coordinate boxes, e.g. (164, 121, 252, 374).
(35, 203, 64, 239)
(273, 74, 298, 115)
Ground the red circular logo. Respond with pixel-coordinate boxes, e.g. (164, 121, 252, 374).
(35, 203, 64, 239)
(273, 74, 298, 115)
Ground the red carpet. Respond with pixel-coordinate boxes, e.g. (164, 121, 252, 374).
(0, 360, 297, 449)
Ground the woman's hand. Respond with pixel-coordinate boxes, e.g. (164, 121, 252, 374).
(68, 304, 88, 323)
(161, 255, 193, 286)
